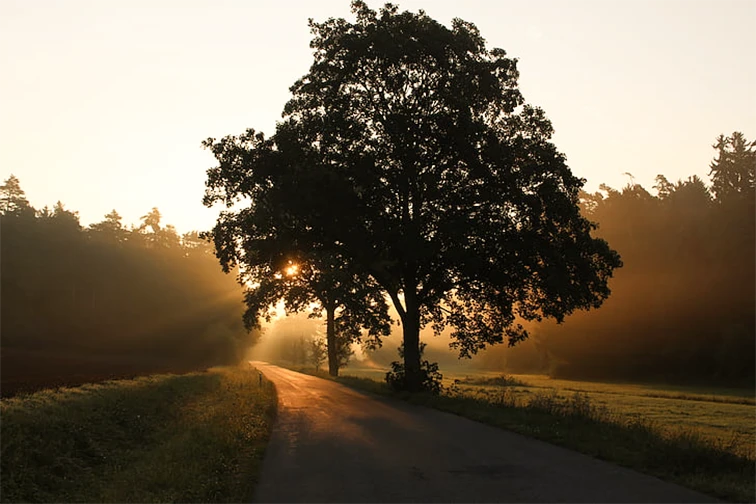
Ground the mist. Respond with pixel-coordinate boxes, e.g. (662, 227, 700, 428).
(246, 300, 486, 375)
(0, 183, 257, 396)
(246, 313, 322, 365)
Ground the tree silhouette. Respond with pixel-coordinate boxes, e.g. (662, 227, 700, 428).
(280, 253, 391, 376)
(202, 133, 392, 376)
(709, 132, 755, 203)
(89, 210, 127, 244)
(139, 207, 162, 233)
(0, 175, 32, 216)
(309, 336, 327, 371)
(203, 2, 621, 391)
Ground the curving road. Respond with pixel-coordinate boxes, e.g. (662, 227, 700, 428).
(251, 362, 717, 503)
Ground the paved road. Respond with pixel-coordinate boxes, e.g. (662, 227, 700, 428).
(251, 362, 717, 503)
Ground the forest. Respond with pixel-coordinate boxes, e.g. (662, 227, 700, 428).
(474, 132, 755, 386)
(0, 179, 254, 396)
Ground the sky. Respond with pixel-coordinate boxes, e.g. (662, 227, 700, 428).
(1, 0, 754, 234)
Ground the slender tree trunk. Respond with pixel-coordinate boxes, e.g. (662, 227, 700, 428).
(326, 301, 339, 377)
(402, 288, 422, 391)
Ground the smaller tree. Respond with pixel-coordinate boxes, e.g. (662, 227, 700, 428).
(202, 132, 392, 377)
(44, 201, 82, 234)
(88, 210, 127, 243)
(708, 132, 755, 202)
(309, 336, 327, 371)
(653, 175, 675, 200)
(136, 207, 180, 248)
(240, 253, 391, 376)
(0, 175, 33, 216)
(139, 207, 162, 233)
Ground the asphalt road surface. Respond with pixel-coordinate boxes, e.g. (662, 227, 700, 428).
(251, 362, 718, 503)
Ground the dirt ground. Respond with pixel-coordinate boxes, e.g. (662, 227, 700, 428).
(0, 347, 201, 397)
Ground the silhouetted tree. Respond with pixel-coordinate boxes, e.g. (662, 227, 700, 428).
(279, 253, 389, 375)
(139, 207, 162, 233)
(202, 2, 620, 391)
(309, 336, 327, 371)
(88, 209, 127, 242)
(0, 175, 32, 216)
(202, 143, 392, 376)
(709, 132, 755, 202)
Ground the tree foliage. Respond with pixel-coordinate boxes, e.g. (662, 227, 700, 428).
(309, 336, 327, 371)
(0, 175, 32, 216)
(203, 2, 621, 390)
(202, 133, 392, 377)
(708, 131, 755, 203)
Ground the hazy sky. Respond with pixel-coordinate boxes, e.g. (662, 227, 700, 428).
(1, 0, 754, 233)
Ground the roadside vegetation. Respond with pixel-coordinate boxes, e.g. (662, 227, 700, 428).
(0, 365, 276, 503)
(292, 365, 755, 503)
(449, 372, 755, 460)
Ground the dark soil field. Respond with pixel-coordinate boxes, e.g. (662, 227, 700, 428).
(0, 347, 204, 398)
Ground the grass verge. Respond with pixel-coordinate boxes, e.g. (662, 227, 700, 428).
(295, 366, 755, 503)
(1, 364, 277, 503)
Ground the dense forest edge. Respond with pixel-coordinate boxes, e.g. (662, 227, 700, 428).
(0, 186, 256, 397)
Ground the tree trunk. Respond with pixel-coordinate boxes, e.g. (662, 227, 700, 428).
(326, 301, 339, 377)
(402, 289, 422, 391)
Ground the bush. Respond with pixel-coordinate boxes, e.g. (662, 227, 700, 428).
(385, 343, 443, 394)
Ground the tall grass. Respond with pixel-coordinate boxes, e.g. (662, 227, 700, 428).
(1, 365, 276, 503)
(455, 374, 528, 388)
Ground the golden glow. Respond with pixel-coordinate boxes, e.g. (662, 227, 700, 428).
(0, 1, 752, 234)
(285, 263, 299, 277)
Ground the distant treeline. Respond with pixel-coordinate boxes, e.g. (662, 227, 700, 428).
(479, 133, 755, 386)
(1, 177, 254, 385)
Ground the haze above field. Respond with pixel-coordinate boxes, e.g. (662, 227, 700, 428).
(1, 0, 754, 233)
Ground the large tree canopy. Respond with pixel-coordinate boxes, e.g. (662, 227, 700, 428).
(204, 1, 621, 391)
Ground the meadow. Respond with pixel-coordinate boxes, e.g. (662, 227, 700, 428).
(459, 373, 754, 459)
(0, 365, 276, 503)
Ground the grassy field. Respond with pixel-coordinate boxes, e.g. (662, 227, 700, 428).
(319, 365, 756, 503)
(1, 364, 277, 503)
(458, 372, 755, 460)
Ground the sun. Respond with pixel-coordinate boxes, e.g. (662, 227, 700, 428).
(284, 263, 299, 277)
